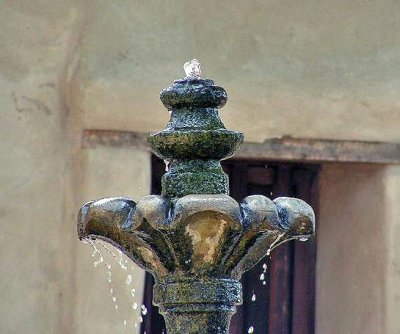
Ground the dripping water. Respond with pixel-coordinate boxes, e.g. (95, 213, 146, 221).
(83, 238, 148, 332)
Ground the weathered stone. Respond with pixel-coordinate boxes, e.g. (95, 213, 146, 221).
(77, 66, 315, 333)
(148, 77, 243, 199)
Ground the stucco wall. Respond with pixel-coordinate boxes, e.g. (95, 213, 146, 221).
(1, 1, 400, 333)
(318, 164, 387, 333)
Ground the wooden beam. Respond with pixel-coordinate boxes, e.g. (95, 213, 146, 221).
(237, 136, 400, 164)
(82, 129, 400, 164)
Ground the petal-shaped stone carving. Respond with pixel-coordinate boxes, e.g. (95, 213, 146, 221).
(273, 197, 315, 239)
(78, 197, 170, 276)
(78, 197, 136, 239)
(170, 195, 242, 275)
(223, 195, 280, 278)
(122, 195, 171, 231)
(222, 195, 315, 279)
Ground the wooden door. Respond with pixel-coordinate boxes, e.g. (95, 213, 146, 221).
(141, 157, 319, 334)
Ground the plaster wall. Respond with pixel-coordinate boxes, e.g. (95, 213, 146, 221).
(1, 1, 400, 334)
(384, 166, 400, 334)
(74, 146, 150, 334)
(317, 164, 400, 334)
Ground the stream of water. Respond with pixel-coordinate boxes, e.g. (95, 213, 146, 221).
(83, 238, 148, 331)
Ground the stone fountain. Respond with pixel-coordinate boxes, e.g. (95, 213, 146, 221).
(77, 60, 315, 334)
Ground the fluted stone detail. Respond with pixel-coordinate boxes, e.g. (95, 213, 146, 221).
(78, 194, 314, 279)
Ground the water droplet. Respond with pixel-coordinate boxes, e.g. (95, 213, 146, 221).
(262, 263, 267, 271)
(134, 323, 138, 328)
(123, 320, 127, 326)
(248, 326, 254, 333)
(126, 274, 132, 285)
(164, 160, 170, 172)
(260, 273, 265, 281)
(299, 237, 309, 242)
(115, 304, 118, 309)
(132, 302, 138, 310)
(251, 293, 256, 302)
(138, 316, 143, 323)
(130, 288, 136, 297)
(112, 296, 117, 302)
(263, 281, 267, 286)
(109, 288, 113, 294)
(141, 304, 148, 315)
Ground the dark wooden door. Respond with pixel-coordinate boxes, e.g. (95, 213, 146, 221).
(142, 157, 319, 334)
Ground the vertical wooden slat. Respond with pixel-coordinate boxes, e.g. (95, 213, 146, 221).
(291, 169, 318, 334)
(141, 157, 166, 334)
(239, 164, 275, 334)
(269, 165, 293, 334)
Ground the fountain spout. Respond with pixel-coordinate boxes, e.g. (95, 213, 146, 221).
(77, 60, 315, 333)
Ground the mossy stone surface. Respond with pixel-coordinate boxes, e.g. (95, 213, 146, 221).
(148, 77, 244, 199)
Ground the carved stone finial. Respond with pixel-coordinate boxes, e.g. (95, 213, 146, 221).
(148, 63, 243, 198)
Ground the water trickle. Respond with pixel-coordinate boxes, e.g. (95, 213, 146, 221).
(251, 292, 256, 302)
(164, 159, 170, 172)
(248, 325, 254, 333)
(84, 238, 146, 330)
(259, 262, 268, 286)
(266, 233, 285, 257)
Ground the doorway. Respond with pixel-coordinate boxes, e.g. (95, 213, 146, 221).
(141, 157, 319, 334)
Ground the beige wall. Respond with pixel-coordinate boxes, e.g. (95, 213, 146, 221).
(74, 147, 150, 334)
(1, 1, 400, 333)
(318, 164, 387, 333)
(384, 166, 400, 334)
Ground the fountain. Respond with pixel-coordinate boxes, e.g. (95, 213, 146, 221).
(77, 60, 315, 334)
